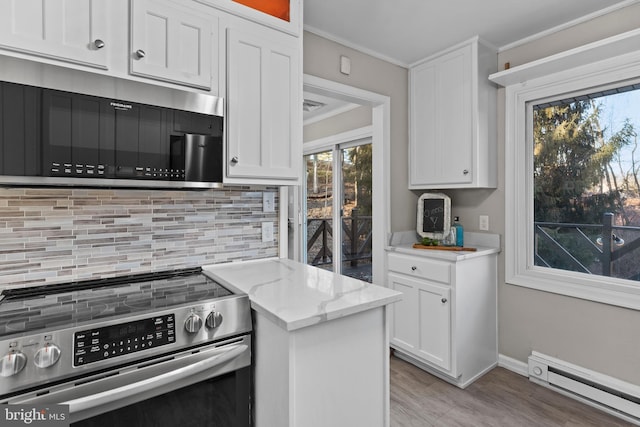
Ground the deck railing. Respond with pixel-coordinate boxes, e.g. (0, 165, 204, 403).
(306, 210, 372, 268)
(535, 213, 640, 280)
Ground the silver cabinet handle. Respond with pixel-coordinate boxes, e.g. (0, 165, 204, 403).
(411, 266, 417, 271)
(135, 49, 146, 59)
(230, 156, 239, 165)
(441, 298, 448, 303)
(94, 39, 105, 49)
(463, 169, 469, 175)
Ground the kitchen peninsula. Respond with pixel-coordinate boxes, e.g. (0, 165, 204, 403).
(204, 258, 402, 427)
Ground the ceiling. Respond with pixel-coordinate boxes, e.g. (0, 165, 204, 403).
(303, 91, 359, 125)
(303, 0, 632, 67)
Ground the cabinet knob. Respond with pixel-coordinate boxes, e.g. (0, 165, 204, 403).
(411, 266, 417, 271)
(441, 298, 448, 304)
(230, 156, 239, 165)
(135, 49, 146, 59)
(463, 169, 469, 175)
(94, 39, 105, 49)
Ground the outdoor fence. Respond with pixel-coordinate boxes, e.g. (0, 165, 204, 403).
(535, 212, 640, 280)
(306, 210, 372, 269)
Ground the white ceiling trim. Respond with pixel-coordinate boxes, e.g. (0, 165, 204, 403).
(306, 1, 639, 68)
(303, 102, 360, 126)
(303, 25, 410, 69)
(494, 0, 640, 53)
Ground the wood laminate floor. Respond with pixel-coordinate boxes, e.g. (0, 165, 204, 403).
(390, 356, 636, 427)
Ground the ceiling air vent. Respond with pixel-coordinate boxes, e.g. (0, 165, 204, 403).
(302, 99, 326, 112)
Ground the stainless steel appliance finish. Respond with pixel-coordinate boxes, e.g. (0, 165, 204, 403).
(0, 56, 225, 189)
(0, 268, 252, 425)
(0, 56, 223, 116)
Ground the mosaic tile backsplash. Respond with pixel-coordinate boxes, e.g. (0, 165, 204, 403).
(0, 187, 279, 288)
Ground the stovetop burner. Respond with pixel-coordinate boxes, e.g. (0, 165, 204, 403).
(0, 267, 232, 338)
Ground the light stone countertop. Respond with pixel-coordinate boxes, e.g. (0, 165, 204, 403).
(203, 258, 402, 332)
(387, 231, 501, 261)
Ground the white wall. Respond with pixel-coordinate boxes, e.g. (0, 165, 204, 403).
(497, 2, 640, 384)
(304, 3, 640, 385)
(303, 32, 414, 232)
(303, 105, 372, 142)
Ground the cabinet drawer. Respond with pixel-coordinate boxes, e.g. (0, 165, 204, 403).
(388, 253, 451, 284)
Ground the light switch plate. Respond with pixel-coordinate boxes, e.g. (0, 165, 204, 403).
(262, 222, 274, 242)
(263, 192, 275, 212)
(479, 215, 489, 231)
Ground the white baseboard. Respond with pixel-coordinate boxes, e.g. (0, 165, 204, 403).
(498, 353, 528, 377)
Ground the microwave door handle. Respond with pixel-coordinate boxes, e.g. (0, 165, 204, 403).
(62, 343, 247, 414)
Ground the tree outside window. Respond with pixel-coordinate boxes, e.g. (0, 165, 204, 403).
(533, 87, 640, 281)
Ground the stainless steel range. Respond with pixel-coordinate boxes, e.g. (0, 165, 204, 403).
(0, 267, 252, 426)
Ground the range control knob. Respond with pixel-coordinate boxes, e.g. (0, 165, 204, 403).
(184, 313, 203, 333)
(205, 311, 223, 329)
(0, 351, 27, 377)
(34, 343, 61, 369)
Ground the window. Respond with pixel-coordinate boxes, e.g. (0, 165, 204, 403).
(502, 37, 640, 309)
(532, 85, 640, 282)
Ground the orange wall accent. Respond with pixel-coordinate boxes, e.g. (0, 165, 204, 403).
(233, 0, 290, 22)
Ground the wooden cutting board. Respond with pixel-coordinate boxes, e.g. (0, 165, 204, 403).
(412, 243, 477, 252)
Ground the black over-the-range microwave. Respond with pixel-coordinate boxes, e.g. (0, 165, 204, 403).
(0, 78, 224, 189)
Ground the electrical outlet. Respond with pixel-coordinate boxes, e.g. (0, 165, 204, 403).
(262, 222, 274, 242)
(479, 215, 489, 231)
(263, 192, 275, 213)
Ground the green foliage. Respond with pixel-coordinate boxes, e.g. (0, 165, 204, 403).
(533, 100, 633, 224)
(343, 144, 373, 216)
(535, 227, 599, 273)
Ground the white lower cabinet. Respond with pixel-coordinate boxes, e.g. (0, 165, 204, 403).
(387, 250, 497, 388)
(388, 272, 451, 370)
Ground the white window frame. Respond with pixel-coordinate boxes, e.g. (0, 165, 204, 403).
(500, 33, 640, 310)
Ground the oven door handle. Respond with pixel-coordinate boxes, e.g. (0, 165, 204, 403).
(62, 343, 248, 414)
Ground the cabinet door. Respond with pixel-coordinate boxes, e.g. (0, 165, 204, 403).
(416, 279, 451, 371)
(409, 44, 472, 187)
(226, 25, 301, 183)
(0, 0, 108, 69)
(388, 272, 419, 352)
(388, 272, 451, 371)
(130, 0, 214, 90)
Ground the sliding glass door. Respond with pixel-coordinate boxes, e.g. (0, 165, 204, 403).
(304, 140, 373, 282)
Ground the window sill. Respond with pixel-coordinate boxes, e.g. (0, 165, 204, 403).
(507, 267, 640, 310)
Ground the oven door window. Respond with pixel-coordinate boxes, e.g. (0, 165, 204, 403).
(73, 367, 251, 427)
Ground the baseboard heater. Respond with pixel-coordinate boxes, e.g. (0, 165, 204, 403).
(528, 352, 640, 424)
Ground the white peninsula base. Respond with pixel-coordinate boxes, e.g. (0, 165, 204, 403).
(255, 307, 388, 427)
(204, 258, 401, 427)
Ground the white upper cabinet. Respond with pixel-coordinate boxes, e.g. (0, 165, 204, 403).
(225, 21, 301, 184)
(130, 0, 216, 90)
(409, 37, 497, 189)
(0, 0, 109, 69)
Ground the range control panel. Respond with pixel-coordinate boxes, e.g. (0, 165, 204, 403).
(73, 314, 175, 367)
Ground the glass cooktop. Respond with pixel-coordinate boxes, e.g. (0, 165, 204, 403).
(0, 268, 232, 337)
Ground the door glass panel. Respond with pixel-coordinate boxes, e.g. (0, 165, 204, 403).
(305, 151, 333, 272)
(341, 144, 373, 282)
